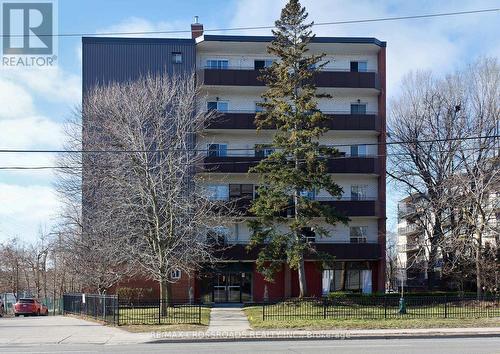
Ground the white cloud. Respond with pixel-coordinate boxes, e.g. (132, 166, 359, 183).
(0, 184, 59, 239)
(1, 67, 81, 105)
(0, 116, 63, 148)
(0, 79, 35, 119)
(96, 17, 189, 38)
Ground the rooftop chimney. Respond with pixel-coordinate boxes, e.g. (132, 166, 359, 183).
(191, 16, 203, 39)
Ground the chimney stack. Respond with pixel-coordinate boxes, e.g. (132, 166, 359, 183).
(191, 16, 203, 39)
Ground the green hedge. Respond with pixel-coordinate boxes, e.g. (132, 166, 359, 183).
(327, 291, 480, 299)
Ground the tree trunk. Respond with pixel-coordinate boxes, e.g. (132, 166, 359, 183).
(159, 276, 172, 316)
(427, 217, 442, 290)
(476, 229, 482, 300)
(297, 256, 307, 298)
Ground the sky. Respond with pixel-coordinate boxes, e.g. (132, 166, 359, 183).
(0, 0, 499, 242)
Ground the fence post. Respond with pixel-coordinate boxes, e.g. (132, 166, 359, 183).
(116, 296, 120, 326)
(444, 296, 447, 319)
(158, 299, 161, 325)
(323, 298, 327, 319)
(262, 304, 265, 322)
(384, 296, 387, 319)
(198, 304, 202, 324)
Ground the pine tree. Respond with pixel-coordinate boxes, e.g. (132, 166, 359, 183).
(247, 0, 348, 298)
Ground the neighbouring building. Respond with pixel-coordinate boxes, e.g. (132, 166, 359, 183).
(397, 192, 499, 291)
(82, 19, 387, 303)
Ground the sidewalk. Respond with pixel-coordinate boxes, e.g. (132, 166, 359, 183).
(206, 304, 251, 333)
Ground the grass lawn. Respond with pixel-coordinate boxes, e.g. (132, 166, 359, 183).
(244, 304, 500, 330)
(118, 305, 211, 328)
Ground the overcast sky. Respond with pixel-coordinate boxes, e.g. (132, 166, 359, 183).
(0, 0, 499, 242)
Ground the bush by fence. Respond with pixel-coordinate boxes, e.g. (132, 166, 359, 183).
(62, 294, 206, 326)
(262, 296, 500, 321)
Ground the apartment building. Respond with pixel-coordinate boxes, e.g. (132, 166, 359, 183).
(397, 192, 499, 290)
(82, 20, 387, 302)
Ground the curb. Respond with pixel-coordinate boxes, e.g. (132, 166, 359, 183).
(146, 331, 500, 344)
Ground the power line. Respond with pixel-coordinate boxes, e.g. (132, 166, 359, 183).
(0, 134, 497, 154)
(2, 9, 498, 38)
(0, 145, 496, 171)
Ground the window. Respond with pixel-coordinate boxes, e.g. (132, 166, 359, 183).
(254, 59, 274, 69)
(170, 269, 181, 280)
(301, 227, 316, 243)
(207, 226, 229, 245)
(207, 101, 228, 112)
(206, 185, 229, 201)
(350, 226, 368, 243)
(207, 144, 227, 157)
(350, 61, 368, 72)
(255, 145, 274, 158)
(255, 102, 264, 112)
(350, 144, 367, 157)
(322, 269, 343, 294)
(229, 184, 254, 200)
(346, 270, 361, 290)
(207, 59, 228, 69)
(350, 103, 367, 115)
(351, 185, 367, 201)
(299, 189, 316, 200)
(172, 52, 182, 64)
(322, 266, 372, 294)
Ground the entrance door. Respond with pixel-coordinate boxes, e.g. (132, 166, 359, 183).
(212, 272, 244, 303)
(213, 273, 228, 303)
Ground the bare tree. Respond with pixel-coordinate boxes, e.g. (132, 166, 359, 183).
(54, 108, 132, 294)
(390, 57, 500, 294)
(82, 73, 229, 307)
(389, 71, 466, 288)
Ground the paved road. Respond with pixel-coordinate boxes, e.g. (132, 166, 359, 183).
(1, 337, 500, 353)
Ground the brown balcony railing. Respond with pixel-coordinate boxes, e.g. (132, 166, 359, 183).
(214, 242, 380, 261)
(205, 110, 381, 131)
(219, 196, 380, 218)
(199, 67, 380, 89)
(202, 156, 381, 174)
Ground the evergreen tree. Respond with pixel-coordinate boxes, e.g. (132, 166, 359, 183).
(247, 0, 347, 297)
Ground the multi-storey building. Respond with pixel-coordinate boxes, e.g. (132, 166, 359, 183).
(82, 20, 387, 302)
(397, 192, 499, 290)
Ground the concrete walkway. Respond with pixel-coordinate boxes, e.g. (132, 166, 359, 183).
(0, 316, 150, 345)
(206, 305, 251, 333)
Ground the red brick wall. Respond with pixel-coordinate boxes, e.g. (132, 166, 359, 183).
(253, 263, 285, 302)
(290, 261, 322, 297)
(108, 272, 194, 302)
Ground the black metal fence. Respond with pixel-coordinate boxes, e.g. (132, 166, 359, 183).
(63, 294, 119, 324)
(63, 294, 205, 326)
(262, 296, 500, 321)
(118, 299, 204, 325)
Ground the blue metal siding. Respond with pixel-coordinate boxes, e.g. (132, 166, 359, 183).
(82, 37, 196, 91)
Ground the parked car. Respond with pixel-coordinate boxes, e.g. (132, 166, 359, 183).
(14, 298, 48, 317)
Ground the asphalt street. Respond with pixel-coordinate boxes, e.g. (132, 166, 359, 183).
(1, 337, 500, 353)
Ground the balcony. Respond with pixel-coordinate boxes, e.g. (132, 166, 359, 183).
(214, 242, 380, 261)
(397, 224, 420, 235)
(224, 197, 380, 218)
(205, 110, 381, 131)
(198, 67, 380, 89)
(203, 156, 381, 174)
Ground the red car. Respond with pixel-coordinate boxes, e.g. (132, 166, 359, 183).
(14, 298, 48, 317)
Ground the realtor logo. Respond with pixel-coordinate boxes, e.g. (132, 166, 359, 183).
(1, 1, 57, 66)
